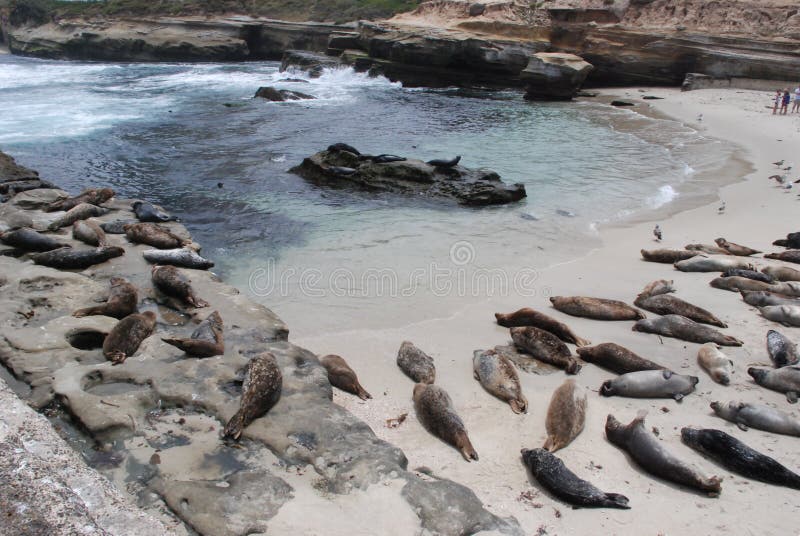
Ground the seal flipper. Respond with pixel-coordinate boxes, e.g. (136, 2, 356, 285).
(601, 493, 631, 510)
(787, 391, 798, 404)
(674, 393, 684, 402)
(736, 422, 749, 432)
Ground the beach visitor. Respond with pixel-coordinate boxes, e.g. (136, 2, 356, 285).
(773, 89, 782, 114)
(781, 89, 791, 114)
(793, 85, 800, 113)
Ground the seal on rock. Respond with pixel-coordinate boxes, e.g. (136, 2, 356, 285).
(634, 293, 727, 328)
(740, 290, 800, 308)
(765, 250, 800, 265)
(748, 366, 800, 402)
(327, 143, 360, 155)
(760, 305, 800, 327)
(162, 311, 224, 357)
(0, 227, 70, 252)
(711, 401, 800, 436)
(714, 238, 760, 257)
(30, 245, 124, 270)
(721, 268, 773, 283)
(102, 311, 156, 365)
(47, 203, 109, 231)
(710, 276, 775, 293)
(549, 296, 644, 321)
(600, 370, 698, 401)
(142, 248, 214, 269)
(674, 255, 753, 272)
(396, 341, 435, 384)
(640, 249, 696, 263)
(697, 344, 733, 385)
(124, 223, 187, 249)
(73, 277, 138, 319)
(472, 349, 527, 413)
(320, 354, 371, 400)
(72, 219, 107, 247)
(223, 352, 282, 440)
(510, 326, 581, 374)
(427, 156, 461, 168)
(632, 315, 743, 346)
(685, 243, 731, 255)
(494, 307, 590, 346)
(45, 187, 114, 212)
(576, 343, 665, 374)
(762, 265, 800, 282)
(413, 382, 478, 461)
(767, 329, 799, 367)
(100, 219, 139, 234)
(151, 265, 209, 308)
(132, 200, 176, 223)
(521, 448, 630, 509)
(605, 413, 722, 496)
(544, 379, 586, 452)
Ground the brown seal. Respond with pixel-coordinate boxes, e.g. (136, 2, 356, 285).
(634, 293, 727, 328)
(543, 378, 586, 452)
(162, 311, 224, 357)
(641, 249, 697, 263)
(697, 343, 734, 385)
(73, 277, 138, 319)
(102, 311, 157, 365)
(762, 265, 800, 282)
(47, 202, 109, 231)
(550, 296, 644, 321)
(494, 308, 590, 347)
(710, 276, 775, 293)
(714, 238, 760, 256)
(638, 279, 675, 298)
(151, 265, 209, 308)
(632, 315, 743, 346)
(576, 343, 665, 374)
(510, 326, 581, 374)
(396, 341, 435, 384)
(320, 354, 371, 400)
(123, 222, 187, 249)
(45, 187, 114, 212)
(72, 219, 107, 246)
(472, 349, 527, 413)
(765, 250, 800, 264)
(30, 245, 124, 270)
(223, 352, 282, 440)
(685, 243, 732, 255)
(413, 383, 478, 461)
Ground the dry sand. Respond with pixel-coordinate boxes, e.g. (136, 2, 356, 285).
(295, 87, 800, 535)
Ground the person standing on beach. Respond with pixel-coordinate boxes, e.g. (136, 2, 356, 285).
(792, 85, 800, 113)
(781, 89, 791, 115)
(773, 89, 782, 114)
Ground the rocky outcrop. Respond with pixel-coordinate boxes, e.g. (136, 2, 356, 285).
(279, 49, 343, 76)
(521, 51, 593, 99)
(254, 86, 314, 101)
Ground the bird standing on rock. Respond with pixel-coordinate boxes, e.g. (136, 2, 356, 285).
(653, 225, 662, 242)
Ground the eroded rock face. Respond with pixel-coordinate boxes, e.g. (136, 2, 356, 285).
(254, 86, 315, 101)
(279, 49, 343, 76)
(521, 52, 593, 100)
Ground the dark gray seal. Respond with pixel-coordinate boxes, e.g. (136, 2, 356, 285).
(721, 268, 774, 283)
(714, 238, 760, 257)
(767, 329, 799, 368)
(328, 166, 357, 176)
(320, 354, 371, 400)
(632, 315, 743, 346)
(711, 276, 775, 293)
(413, 382, 478, 461)
(327, 143, 360, 155)
(102, 311, 157, 365)
(151, 265, 209, 308)
(30, 246, 124, 270)
(711, 401, 800, 436)
(0, 227, 70, 252)
(142, 248, 214, 269)
(223, 352, 282, 440)
(132, 200, 176, 223)
(397, 341, 435, 384)
(510, 326, 581, 374)
(748, 366, 800, 402)
(73, 277, 138, 319)
(740, 290, 800, 307)
(162, 311, 224, 358)
(600, 370, 698, 401)
(495, 307, 590, 347)
(427, 155, 461, 168)
(576, 343, 666, 374)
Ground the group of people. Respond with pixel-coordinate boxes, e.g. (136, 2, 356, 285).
(773, 86, 800, 114)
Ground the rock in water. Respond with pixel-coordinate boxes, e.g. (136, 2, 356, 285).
(162, 311, 224, 358)
(521, 53, 594, 101)
(223, 352, 283, 440)
(254, 86, 314, 101)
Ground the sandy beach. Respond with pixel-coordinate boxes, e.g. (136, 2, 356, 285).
(294, 87, 800, 535)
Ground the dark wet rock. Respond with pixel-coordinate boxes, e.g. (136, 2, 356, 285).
(254, 86, 315, 102)
(469, 3, 487, 17)
(280, 49, 343, 77)
(0, 152, 39, 182)
(521, 52, 593, 100)
(610, 100, 635, 107)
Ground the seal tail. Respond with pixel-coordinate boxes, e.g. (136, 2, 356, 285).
(573, 336, 591, 348)
(601, 493, 631, 510)
(223, 411, 245, 440)
(457, 432, 479, 462)
(704, 476, 723, 496)
(72, 306, 103, 318)
(356, 384, 372, 401)
(599, 380, 614, 397)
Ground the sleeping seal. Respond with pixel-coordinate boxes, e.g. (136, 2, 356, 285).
(765, 250, 800, 264)
(740, 290, 800, 307)
(132, 200, 176, 223)
(697, 344, 733, 385)
(397, 341, 435, 384)
(681, 428, 800, 490)
(521, 448, 630, 509)
(748, 366, 800, 402)
(72, 277, 138, 319)
(767, 330, 799, 368)
(711, 401, 800, 436)
(762, 265, 800, 282)
(510, 326, 581, 374)
(72, 219, 107, 247)
(634, 293, 726, 328)
(640, 249, 697, 263)
(632, 315, 743, 346)
(124, 223, 187, 249)
(637, 279, 675, 297)
(721, 268, 774, 283)
(544, 379, 586, 452)
(472, 349, 527, 413)
(685, 243, 731, 255)
(605, 413, 722, 496)
(320, 354, 371, 400)
(0, 227, 70, 252)
(674, 255, 753, 272)
(576, 343, 665, 374)
(413, 383, 478, 461)
(45, 187, 114, 212)
(102, 311, 156, 365)
(549, 296, 644, 321)
(494, 307, 590, 346)
(30, 246, 124, 270)
(151, 265, 209, 308)
(142, 248, 214, 269)
(223, 352, 282, 440)
(426, 156, 461, 168)
(760, 305, 800, 327)
(600, 370, 698, 401)
(47, 203, 109, 231)
(710, 276, 775, 293)
(162, 311, 224, 358)
(714, 238, 760, 257)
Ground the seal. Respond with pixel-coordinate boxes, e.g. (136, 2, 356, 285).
(222, 352, 282, 440)
(426, 156, 461, 168)
(765, 250, 800, 264)
(320, 354, 371, 400)
(767, 329, 799, 367)
(760, 305, 800, 327)
(510, 326, 581, 374)
(366, 154, 406, 164)
(494, 307, 590, 347)
(520, 448, 630, 509)
(681, 428, 800, 490)
(771, 281, 800, 297)
(102, 311, 157, 365)
(576, 343, 665, 374)
(151, 265, 209, 308)
(710, 276, 775, 293)
(674, 255, 753, 272)
(73, 277, 138, 319)
(45, 187, 114, 212)
(685, 243, 731, 255)
(162, 311, 224, 358)
(697, 343, 733, 385)
(714, 238, 761, 257)
(328, 166, 357, 176)
(132, 201, 176, 223)
(637, 279, 675, 298)
(30, 245, 124, 270)
(740, 290, 800, 307)
(605, 413, 722, 496)
(748, 366, 800, 402)
(0, 227, 70, 252)
(327, 143, 360, 155)
(640, 249, 697, 263)
(472, 349, 527, 413)
(47, 202, 109, 231)
(711, 401, 800, 436)
(413, 382, 478, 461)
(549, 296, 644, 321)
(544, 379, 586, 451)
(100, 219, 139, 234)
(142, 248, 214, 269)
(773, 232, 800, 249)
(721, 268, 774, 283)
(632, 315, 743, 346)
(634, 293, 726, 328)
(396, 341, 435, 384)
(124, 223, 187, 249)
(600, 370, 698, 401)
(763, 265, 800, 281)
(72, 219, 107, 247)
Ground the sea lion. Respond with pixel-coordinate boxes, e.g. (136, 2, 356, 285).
(47, 203, 109, 231)
(710, 276, 775, 293)
(427, 156, 461, 168)
(773, 232, 800, 249)
(132, 200, 176, 223)
(576, 343, 665, 374)
(510, 326, 581, 374)
(600, 370, 698, 401)
(697, 344, 734, 385)
(767, 330, 799, 367)
(72, 219, 107, 246)
(637, 279, 675, 298)
(748, 366, 800, 402)
(30, 246, 124, 270)
(760, 305, 800, 327)
(0, 227, 70, 251)
(327, 143, 360, 155)
(494, 307, 590, 347)
(674, 255, 753, 272)
(681, 428, 800, 490)
(763, 265, 800, 281)
(222, 352, 282, 440)
(100, 219, 138, 234)
(45, 187, 114, 212)
(544, 379, 586, 452)
(714, 238, 761, 257)
(72, 277, 138, 319)
(633, 315, 743, 346)
(151, 265, 209, 308)
(396, 341, 435, 384)
(711, 401, 800, 436)
(413, 382, 478, 461)
(640, 249, 697, 263)
(102, 311, 157, 365)
(634, 293, 726, 328)
(765, 250, 800, 264)
(123, 223, 186, 249)
(605, 413, 722, 496)
(142, 248, 214, 269)
(520, 448, 630, 509)
(472, 349, 527, 413)
(549, 296, 644, 321)
(320, 354, 371, 400)
(685, 243, 732, 255)
(740, 290, 800, 307)
(162, 311, 224, 358)
(721, 268, 774, 283)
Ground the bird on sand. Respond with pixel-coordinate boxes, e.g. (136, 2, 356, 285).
(718, 201, 726, 214)
(653, 224, 662, 241)
(773, 160, 785, 167)
(769, 174, 787, 184)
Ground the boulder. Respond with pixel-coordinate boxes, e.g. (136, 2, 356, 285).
(254, 86, 315, 101)
(280, 49, 343, 77)
(521, 52, 593, 100)
(468, 3, 487, 17)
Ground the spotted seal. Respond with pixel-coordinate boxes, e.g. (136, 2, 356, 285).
(510, 326, 581, 374)
(162, 311, 224, 357)
(397, 341, 435, 384)
(632, 315, 743, 346)
(413, 382, 478, 461)
(576, 343, 665, 374)
(151, 265, 209, 308)
(495, 307, 590, 346)
(223, 352, 282, 440)
(102, 311, 156, 365)
(472, 349, 527, 413)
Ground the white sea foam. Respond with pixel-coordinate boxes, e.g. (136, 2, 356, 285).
(645, 184, 679, 208)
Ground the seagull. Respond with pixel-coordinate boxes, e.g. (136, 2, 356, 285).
(696, 114, 703, 122)
(653, 224, 662, 241)
(718, 201, 726, 214)
(773, 160, 785, 167)
(784, 165, 794, 171)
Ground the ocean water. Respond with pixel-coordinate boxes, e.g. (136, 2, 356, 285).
(0, 56, 740, 335)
